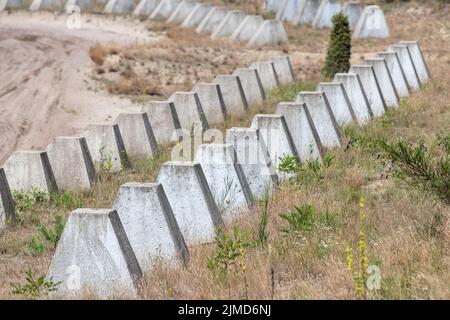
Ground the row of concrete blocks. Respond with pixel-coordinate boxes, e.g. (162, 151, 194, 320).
(266, 0, 389, 39)
(9, 40, 429, 298)
(0, 55, 295, 230)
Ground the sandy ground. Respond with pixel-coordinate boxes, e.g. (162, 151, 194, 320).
(0, 11, 163, 163)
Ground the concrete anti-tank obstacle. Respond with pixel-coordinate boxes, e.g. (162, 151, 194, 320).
(388, 45, 420, 91)
(115, 112, 159, 158)
(312, 0, 341, 29)
(167, 0, 197, 24)
(46, 137, 96, 191)
(3, 151, 58, 194)
(276, 102, 324, 162)
(296, 92, 342, 149)
(365, 58, 399, 108)
(133, 0, 161, 16)
(230, 15, 264, 43)
(247, 20, 289, 48)
(150, 0, 180, 20)
(270, 56, 295, 85)
(181, 3, 213, 28)
(113, 182, 189, 271)
(293, 0, 322, 25)
(29, 0, 64, 11)
(157, 161, 223, 245)
(317, 82, 356, 125)
(333, 73, 373, 124)
(349, 65, 387, 117)
(104, 0, 136, 14)
(232, 68, 265, 106)
(0, 168, 15, 231)
(343, 1, 362, 30)
(168, 92, 208, 131)
(213, 75, 248, 115)
(377, 51, 410, 98)
(83, 124, 130, 173)
(46, 208, 143, 299)
(399, 41, 430, 84)
(353, 5, 389, 39)
(264, 0, 282, 13)
(211, 10, 245, 40)
(249, 61, 279, 92)
(195, 144, 254, 218)
(142, 100, 182, 144)
(226, 128, 278, 198)
(193, 83, 227, 124)
(277, 0, 303, 22)
(196, 6, 228, 34)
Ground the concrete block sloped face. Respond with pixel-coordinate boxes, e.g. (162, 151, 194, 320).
(29, 0, 65, 11)
(104, 0, 137, 14)
(196, 6, 228, 34)
(46, 209, 143, 299)
(294, 0, 322, 25)
(317, 82, 356, 125)
(232, 68, 266, 106)
(150, 0, 181, 20)
(249, 61, 279, 92)
(399, 41, 430, 84)
(168, 92, 209, 132)
(353, 5, 389, 39)
(365, 58, 399, 108)
(277, 0, 303, 22)
(388, 45, 421, 91)
(134, 0, 162, 16)
(0, 168, 15, 231)
(264, 0, 282, 13)
(312, 0, 342, 29)
(230, 15, 264, 43)
(167, 0, 198, 24)
(211, 10, 246, 39)
(247, 20, 289, 48)
(343, 1, 362, 30)
(213, 75, 248, 116)
(143, 101, 182, 144)
(181, 3, 213, 28)
(1, 0, 28, 11)
(377, 51, 410, 98)
(193, 83, 227, 124)
(270, 56, 296, 85)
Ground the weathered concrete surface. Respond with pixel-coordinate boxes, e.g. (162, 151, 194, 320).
(231, 15, 264, 43)
(196, 6, 228, 34)
(181, 3, 213, 28)
(365, 58, 399, 108)
(29, 0, 64, 11)
(47, 209, 143, 299)
(133, 0, 161, 16)
(271, 56, 295, 85)
(143, 101, 182, 144)
(211, 10, 246, 39)
(353, 5, 389, 39)
(167, 0, 197, 24)
(150, 0, 180, 20)
(232, 68, 265, 106)
(388, 44, 421, 91)
(3, 151, 58, 194)
(313, 0, 341, 29)
(113, 182, 189, 271)
(277, 0, 303, 22)
(249, 61, 279, 92)
(294, 0, 321, 25)
(115, 112, 158, 158)
(296, 92, 341, 148)
(276, 102, 324, 162)
(317, 82, 356, 125)
(193, 83, 227, 124)
(343, 1, 362, 30)
(157, 161, 223, 245)
(247, 20, 289, 47)
(168, 92, 208, 131)
(65, 0, 106, 12)
(377, 51, 410, 98)
(399, 41, 430, 84)
(0, 168, 15, 231)
(265, 0, 282, 13)
(226, 128, 278, 198)
(46, 137, 96, 191)
(349, 65, 387, 117)
(1, 0, 29, 11)
(83, 124, 130, 173)
(104, 0, 137, 14)
(213, 75, 248, 115)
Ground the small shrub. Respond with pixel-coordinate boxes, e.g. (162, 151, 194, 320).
(89, 43, 107, 66)
(11, 270, 61, 300)
(280, 204, 316, 235)
(37, 215, 65, 249)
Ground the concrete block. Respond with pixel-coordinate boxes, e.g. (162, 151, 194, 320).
(181, 3, 213, 28)
(230, 15, 264, 43)
(399, 41, 430, 84)
(142, 101, 182, 144)
(296, 92, 341, 148)
(157, 161, 223, 245)
(377, 51, 410, 98)
(150, 0, 180, 20)
(226, 128, 278, 198)
(365, 58, 399, 108)
(211, 10, 246, 40)
(46, 137, 96, 191)
(247, 20, 289, 47)
(276, 102, 324, 162)
(312, 0, 341, 29)
(113, 182, 189, 271)
(388, 44, 420, 91)
(65, 0, 105, 11)
(3, 151, 58, 194)
(265, 0, 282, 13)
(213, 75, 248, 115)
(232, 68, 266, 106)
(353, 5, 389, 39)
(196, 6, 228, 34)
(343, 1, 362, 30)
(271, 55, 295, 85)
(47, 209, 143, 299)
(83, 124, 130, 173)
(333, 73, 373, 124)
(0, 168, 15, 231)
(1, 0, 27, 11)
(293, 0, 321, 25)
(277, 0, 303, 22)
(193, 83, 227, 124)
(249, 61, 279, 92)
(133, 0, 160, 16)
(104, 0, 137, 14)
(317, 82, 356, 125)
(115, 112, 158, 158)
(29, 0, 64, 11)
(168, 92, 208, 131)
(167, 0, 197, 24)
(349, 65, 387, 117)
